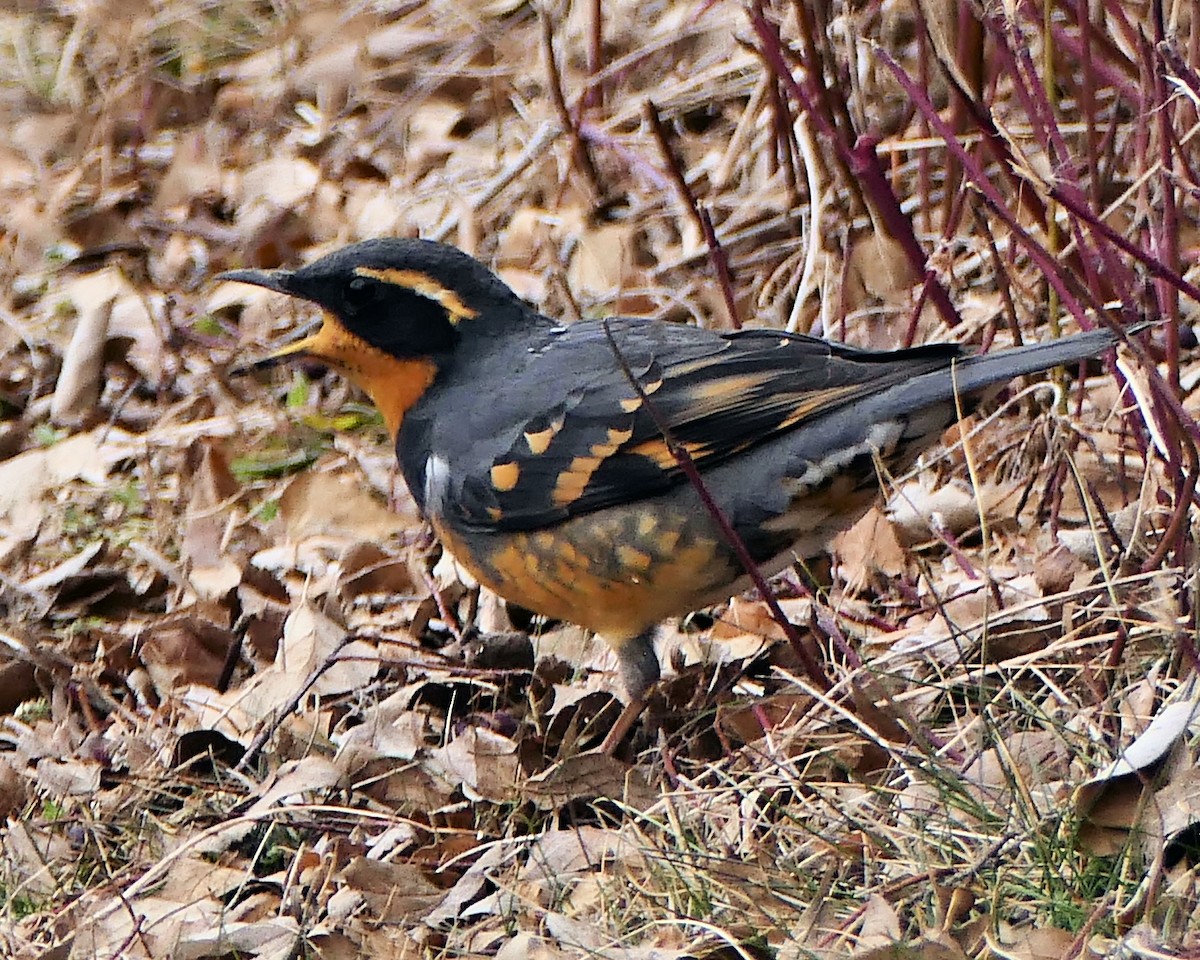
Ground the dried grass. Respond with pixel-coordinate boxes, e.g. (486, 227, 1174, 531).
(0, 1, 1197, 957)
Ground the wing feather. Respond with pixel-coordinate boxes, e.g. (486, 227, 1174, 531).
(444, 320, 964, 531)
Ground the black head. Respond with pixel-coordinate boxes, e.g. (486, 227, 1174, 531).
(219, 238, 529, 361)
(218, 239, 533, 437)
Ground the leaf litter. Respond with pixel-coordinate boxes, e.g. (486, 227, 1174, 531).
(0, 0, 1196, 957)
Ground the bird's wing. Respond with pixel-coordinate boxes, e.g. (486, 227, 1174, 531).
(429, 319, 966, 532)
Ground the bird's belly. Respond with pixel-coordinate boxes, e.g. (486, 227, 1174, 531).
(430, 460, 885, 640)
(433, 504, 741, 641)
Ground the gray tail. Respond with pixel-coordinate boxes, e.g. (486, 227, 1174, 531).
(943, 328, 1120, 396)
(884, 328, 1122, 414)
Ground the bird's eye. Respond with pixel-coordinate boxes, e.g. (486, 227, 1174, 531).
(343, 276, 375, 315)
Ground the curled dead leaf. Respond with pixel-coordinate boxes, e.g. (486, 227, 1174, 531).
(50, 291, 112, 426)
(1076, 697, 1200, 821)
(843, 229, 917, 317)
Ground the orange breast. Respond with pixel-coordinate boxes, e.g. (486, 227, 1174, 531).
(433, 504, 738, 643)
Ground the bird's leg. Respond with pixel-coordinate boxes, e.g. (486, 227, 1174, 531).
(599, 697, 646, 756)
(598, 630, 659, 755)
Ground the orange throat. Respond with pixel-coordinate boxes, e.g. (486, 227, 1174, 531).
(289, 315, 439, 437)
(351, 353, 438, 439)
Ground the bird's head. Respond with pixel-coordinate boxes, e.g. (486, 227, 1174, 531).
(219, 238, 527, 435)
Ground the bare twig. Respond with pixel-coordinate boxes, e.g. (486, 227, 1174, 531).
(539, 7, 604, 202)
(600, 320, 829, 691)
(643, 100, 741, 328)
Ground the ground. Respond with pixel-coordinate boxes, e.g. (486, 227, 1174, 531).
(0, 1, 1198, 958)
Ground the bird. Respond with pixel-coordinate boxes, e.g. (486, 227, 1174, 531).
(219, 237, 1127, 753)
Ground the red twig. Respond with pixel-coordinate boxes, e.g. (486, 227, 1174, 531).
(643, 100, 741, 328)
(600, 320, 829, 691)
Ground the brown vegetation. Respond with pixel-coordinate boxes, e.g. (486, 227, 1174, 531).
(0, 1, 1197, 957)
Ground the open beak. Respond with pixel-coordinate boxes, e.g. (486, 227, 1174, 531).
(217, 267, 326, 374)
(232, 318, 326, 373)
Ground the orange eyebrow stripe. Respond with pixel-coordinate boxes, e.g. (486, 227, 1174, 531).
(353, 267, 480, 322)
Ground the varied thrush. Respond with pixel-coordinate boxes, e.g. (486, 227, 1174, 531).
(221, 238, 1124, 751)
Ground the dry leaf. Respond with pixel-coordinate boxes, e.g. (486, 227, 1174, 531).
(280, 471, 411, 542)
(182, 442, 245, 599)
(843, 229, 917, 322)
(1076, 697, 1200, 818)
(0, 428, 133, 518)
(338, 858, 444, 923)
(834, 505, 909, 589)
(525, 752, 656, 810)
(138, 608, 235, 693)
(987, 925, 1077, 960)
(422, 727, 519, 803)
(50, 289, 112, 426)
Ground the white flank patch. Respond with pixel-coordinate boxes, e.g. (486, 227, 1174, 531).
(424, 454, 451, 515)
(782, 419, 903, 496)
